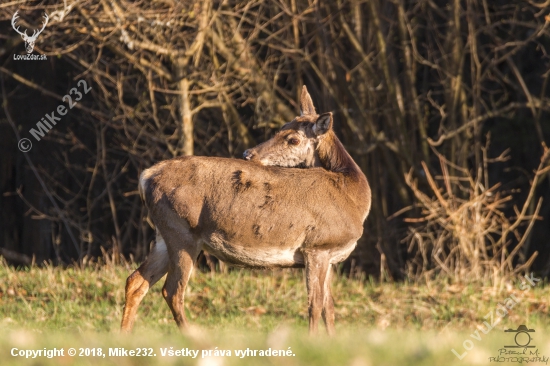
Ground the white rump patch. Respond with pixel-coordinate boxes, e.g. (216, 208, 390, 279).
(155, 234, 167, 253)
(147, 233, 168, 269)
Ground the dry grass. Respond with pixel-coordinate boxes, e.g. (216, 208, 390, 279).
(2, 260, 550, 365)
(402, 145, 550, 284)
(1, 259, 549, 333)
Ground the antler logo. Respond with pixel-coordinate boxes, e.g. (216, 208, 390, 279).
(11, 11, 49, 54)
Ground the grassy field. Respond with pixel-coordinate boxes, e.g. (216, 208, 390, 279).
(1, 260, 550, 365)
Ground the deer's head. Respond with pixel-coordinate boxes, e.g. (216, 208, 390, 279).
(12, 11, 49, 54)
(243, 86, 336, 169)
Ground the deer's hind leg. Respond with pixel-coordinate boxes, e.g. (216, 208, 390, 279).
(121, 233, 169, 332)
(160, 225, 201, 330)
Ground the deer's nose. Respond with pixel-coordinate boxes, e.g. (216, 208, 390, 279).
(243, 150, 253, 160)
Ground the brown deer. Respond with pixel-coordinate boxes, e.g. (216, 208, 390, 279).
(121, 86, 371, 335)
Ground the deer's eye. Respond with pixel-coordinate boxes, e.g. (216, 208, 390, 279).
(288, 137, 300, 145)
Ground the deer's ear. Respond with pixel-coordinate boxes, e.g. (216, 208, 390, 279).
(313, 112, 333, 136)
(300, 85, 316, 116)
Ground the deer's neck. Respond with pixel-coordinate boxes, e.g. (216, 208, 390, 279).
(316, 132, 363, 179)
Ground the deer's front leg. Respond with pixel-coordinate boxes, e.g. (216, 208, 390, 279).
(303, 249, 332, 335)
(321, 268, 335, 336)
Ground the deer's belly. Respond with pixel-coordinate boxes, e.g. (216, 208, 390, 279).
(202, 233, 358, 269)
(329, 241, 358, 263)
(202, 238, 305, 269)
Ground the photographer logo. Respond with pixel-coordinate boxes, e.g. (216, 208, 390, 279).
(489, 325, 549, 364)
(505, 325, 535, 348)
(11, 10, 48, 60)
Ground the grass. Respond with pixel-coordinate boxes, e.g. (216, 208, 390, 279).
(1, 260, 550, 365)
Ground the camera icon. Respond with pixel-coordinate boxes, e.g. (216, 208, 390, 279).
(505, 325, 535, 348)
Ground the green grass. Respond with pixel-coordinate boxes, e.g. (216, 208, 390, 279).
(1, 260, 550, 365)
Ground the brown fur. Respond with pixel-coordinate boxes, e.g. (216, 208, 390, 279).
(121, 86, 371, 335)
(143, 157, 368, 254)
(317, 131, 362, 175)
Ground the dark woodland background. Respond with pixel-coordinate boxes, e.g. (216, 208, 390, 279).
(1, 0, 549, 282)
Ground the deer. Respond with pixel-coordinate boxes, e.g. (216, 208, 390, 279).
(11, 11, 49, 54)
(121, 86, 371, 335)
